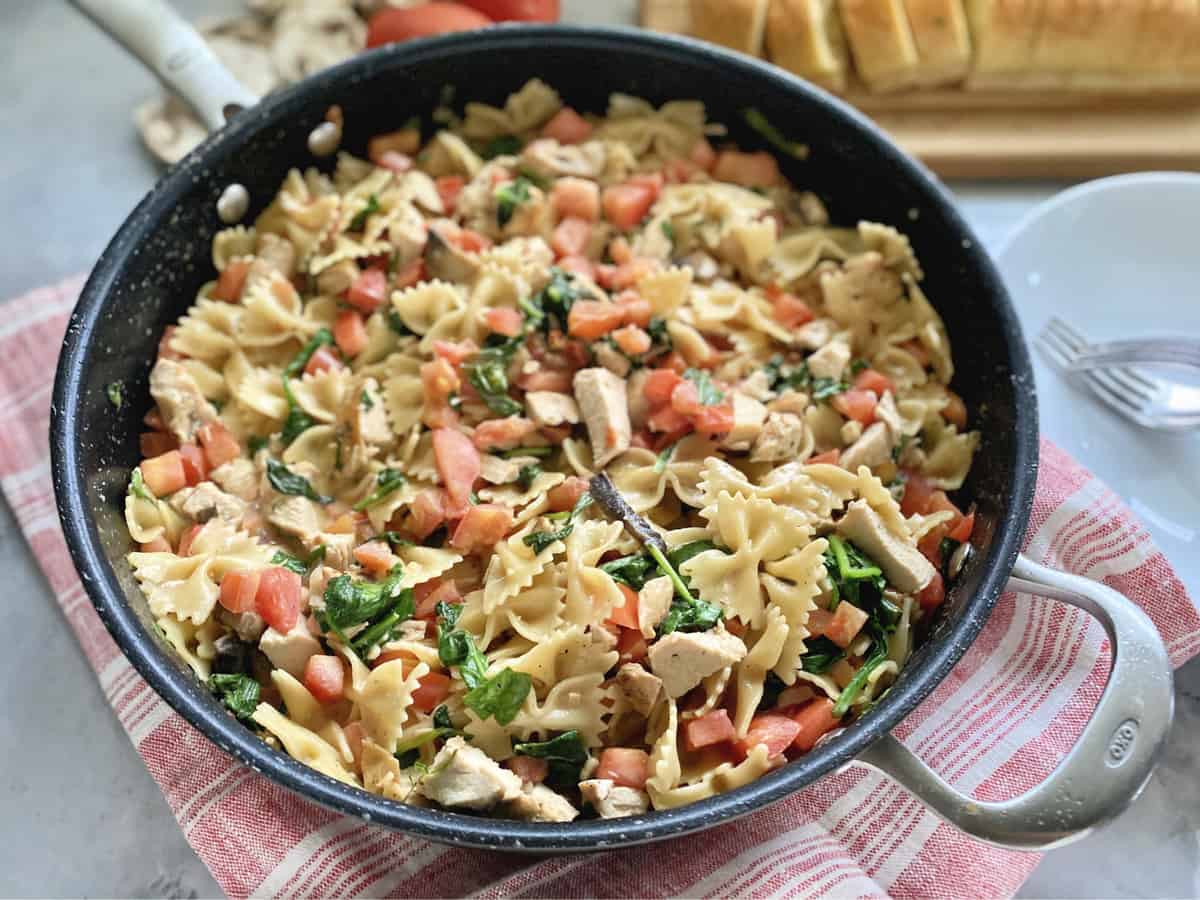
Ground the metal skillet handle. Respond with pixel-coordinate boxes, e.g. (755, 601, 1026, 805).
(70, 0, 259, 131)
(856, 553, 1174, 850)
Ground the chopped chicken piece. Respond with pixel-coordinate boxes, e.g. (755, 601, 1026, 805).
(396, 619, 427, 642)
(648, 629, 747, 698)
(594, 342, 632, 377)
(525, 391, 581, 428)
(806, 339, 851, 381)
(210, 459, 259, 502)
(738, 369, 774, 403)
(638, 576, 673, 639)
(573, 367, 631, 467)
(840, 422, 893, 471)
(311, 531, 354, 570)
(352, 377, 391, 447)
(626, 368, 653, 430)
(837, 499, 935, 593)
(171, 482, 246, 525)
(256, 232, 296, 278)
(720, 392, 768, 452)
(259, 620, 322, 679)
(149, 358, 219, 444)
(519, 138, 606, 180)
(479, 454, 539, 485)
(768, 390, 809, 416)
(874, 391, 903, 439)
(579, 778, 650, 819)
(794, 318, 836, 351)
(267, 495, 323, 543)
(418, 737, 523, 811)
(361, 741, 425, 805)
(502, 784, 580, 823)
(750, 412, 808, 463)
(615, 663, 664, 716)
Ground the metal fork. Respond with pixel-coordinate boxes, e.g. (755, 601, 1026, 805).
(1036, 317, 1200, 432)
(1064, 335, 1200, 373)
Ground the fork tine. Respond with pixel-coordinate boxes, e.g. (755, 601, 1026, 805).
(1100, 367, 1157, 403)
(1119, 366, 1158, 392)
(1088, 367, 1152, 408)
(1045, 316, 1090, 351)
(1036, 327, 1079, 370)
(1083, 371, 1157, 428)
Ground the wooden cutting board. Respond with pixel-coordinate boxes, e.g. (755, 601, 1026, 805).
(639, 0, 1200, 178)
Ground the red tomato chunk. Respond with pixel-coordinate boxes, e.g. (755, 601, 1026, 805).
(735, 713, 801, 760)
(255, 566, 303, 633)
(595, 747, 650, 789)
(684, 709, 737, 751)
(304, 655, 346, 704)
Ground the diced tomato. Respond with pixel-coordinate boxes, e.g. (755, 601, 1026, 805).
(450, 503, 513, 553)
(712, 151, 780, 188)
(344, 721, 367, 772)
(602, 182, 658, 231)
(197, 421, 241, 469)
(394, 257, 426, 290)
(670, 380, 703, 416)
(656, 351, 688, 374)
(541, 106, 592, 144)
(366, 4, 491, 48)
(611, 324, 651, 356)
(176, 524, 203, 557)
(410, 489, 449, 540)
(806, 607, 834, 638)
(614, 291, 652, 328)
(517, 368, 574, 393)
(303, 655, 346, 704)
(824, 601, 869, 649)
(139, 536, 172, 554)
(606, 584, 640, 631)
(353, 541, 397, 575)
(853, 368, 894, 398)
(434, 175, 466, 214)
(595, 747, 650, 789)
(943, 390, 968, 429)
(432, 427, 480, 508)
(255, 567, 303, 633)
(948, 511, 975, 543)
(139, 431, 177, 459)
(899, 472, 935, 517)
(646, 404, 691, 435)
(832, 389, 878, 426)
(556, 255, 596, 280)
(550, 176, 600, 222)
(432, 338, 479, 368)
(458, 0, 559, 21)
(808, 448, 840, 465)
(447, 228, 492, 253)
(367, 126, 421, 160)
(414, 579, 462, 620)
(611, 258, 659, 291)
(506, 755, 549, 784)
(735, 713, 802, 760)
(917, 571, 946, 610)
(790, 698, 842, 752)
(567, 300, 624, 339)
(902, 338, 930, 368)
(177, 443, 208, 486)
(608, 236, 633, 265)
(140, 450, 186, 496)
(411, 670, 452, 712)
(304, 346, 343, 377)
(375, 150, 413, 174)
(345, 268, 388, 314)
(692, 403, 735, 436)
(771, 290, 815, 328)
(616, 627, 649, 664)
(690, 137, 717, 171)
(644, 369, 683, 407)
(218, 570, 261, 614)
(333, 310, 368, 357)
(212, 259, 251, 302)
(484, 306, 523, 337)
(544, 476, 588, 513)
(684, 709, 737, 751)
(662, 157, 700, 184)
(551, 216, 592, 259)
(472, 416, 537, 451)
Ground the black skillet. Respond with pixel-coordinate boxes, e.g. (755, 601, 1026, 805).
(52, 0, 1173, 852)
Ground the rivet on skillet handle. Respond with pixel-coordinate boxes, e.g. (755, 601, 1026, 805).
(855, 554, 1174, 850)
(69, 0, 260, 132)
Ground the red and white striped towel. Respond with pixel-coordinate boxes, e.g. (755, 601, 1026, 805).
(4, 275, 1198, 899)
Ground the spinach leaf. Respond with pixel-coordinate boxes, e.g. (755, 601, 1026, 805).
(517, 463, 541, 491)
(280, 377, 315, 445)
(658, 592, 724, 635)
(742, 108, 808, 160)
(361, 389, 374, 410)
(353, 468, 406, 511)
(432, 704, 454, 731)
(320, 564, 412, 650)
(464, 668, 532, 726)
(600, 553, 658, 591)
(349, 194, 380, 232)
(533, 267, 583, 331)
(271, 545, 325, 576)
(831, 626, 889, 718)
(660, 220, 676, 246)
(387, 308, 415, 337)
(683, 368, 724, 405)
(368, 531, 414, 548)
(823, 535, 885, 608)
(500, 445, 551, 459)
(266, 459, 331, 504)
(811, 377, 848, 402)
(523, 492, 592, 554)
(646, 317, 671, 348)
(482, 134, 522, 159)
(392, 705, 459, 760)
(210, 673, 260, 721)
(513, 731, 588, 788)
(106, 380, 124, 409)
(799, 636, 845, 674)
(653, 442, 676, 473)
(667, 540, 720, 571)
(248, 435, 269, 455)
(850, 358, 870, 376)
(128, 469, 155, 502)
(463, 344, 523, 417)
(284, 328, 335, 378)
(495, 176, 535, 227)
(759, 672, 787, 709)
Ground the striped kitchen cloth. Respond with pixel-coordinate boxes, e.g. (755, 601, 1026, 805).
(4, 275, 1198, 899)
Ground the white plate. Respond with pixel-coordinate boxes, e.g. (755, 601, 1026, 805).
(995, 173, 1200, 604)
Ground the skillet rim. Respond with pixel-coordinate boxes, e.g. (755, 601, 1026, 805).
(50, 24, 1038, 850)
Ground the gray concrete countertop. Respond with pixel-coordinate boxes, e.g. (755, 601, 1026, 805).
(2, 2, 1196, 897)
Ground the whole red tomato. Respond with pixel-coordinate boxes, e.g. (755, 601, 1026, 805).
(457, 0, 560, 22)
(366, 3, 493, 48)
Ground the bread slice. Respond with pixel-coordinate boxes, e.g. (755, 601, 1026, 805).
(1132, 0, 1200, 80)
(903, 0, 973, 86)
(1032, 0, 1141, 78)
(964, 0, 1046, 87)
(839, 0, 922, 90)
(765, 0, 850, 91)
(689, 0, 771, 56)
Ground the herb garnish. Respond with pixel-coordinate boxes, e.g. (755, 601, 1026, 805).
(513, 731, 588, 789)
(523, 492, 593, 554)
(495, 176, 535, 227)
(266, 459, 331, 504)
(106, 381, 124, 409)
(742, 108, 809, 160)
(353, 468, 406, 511)
(517, 464, 541, 491)
(349, 194, 380, 232)
(210, 673, 260, 721)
